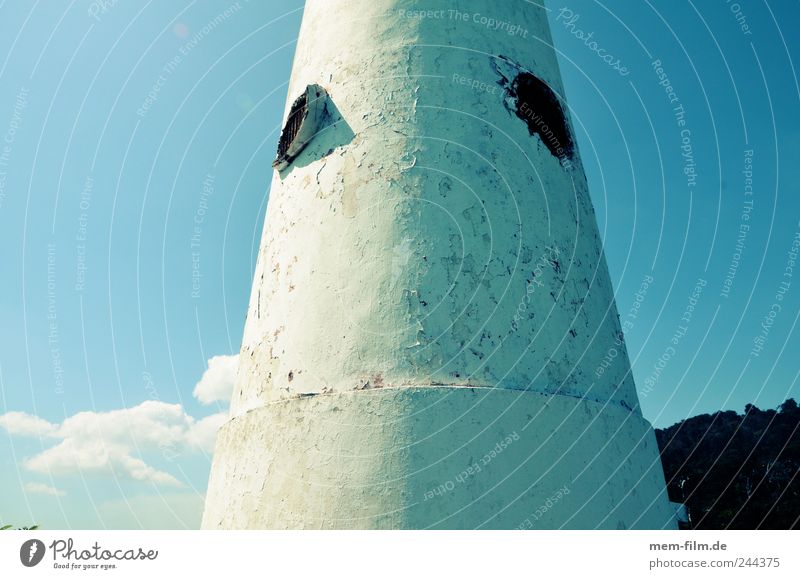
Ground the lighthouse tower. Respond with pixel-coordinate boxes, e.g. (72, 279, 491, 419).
(202, 0, 676, 529)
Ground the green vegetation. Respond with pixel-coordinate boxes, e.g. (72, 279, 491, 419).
(657, 399, 800, 529)
(0, 524, 39, 530)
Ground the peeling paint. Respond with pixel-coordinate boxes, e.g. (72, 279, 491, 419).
(203, 388, 676, 529)
(204, 0, 675, 531)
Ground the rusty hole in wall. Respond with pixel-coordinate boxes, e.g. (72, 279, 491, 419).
(275, 91, 308, 163)
(512, 72, 574, 160)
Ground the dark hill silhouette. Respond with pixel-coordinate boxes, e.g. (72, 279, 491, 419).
(656, 399, 800, 529)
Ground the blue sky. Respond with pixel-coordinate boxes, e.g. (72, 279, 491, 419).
(0, 0, 798, 529)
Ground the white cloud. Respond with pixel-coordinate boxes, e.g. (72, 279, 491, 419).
(1, 401, 227, 487)
(24, 481, 66, 497)
(193, 354, 239, 405)
(0, 412, 58, 438)
(0, 354, 237, 489)
(186, 412, 228, 451)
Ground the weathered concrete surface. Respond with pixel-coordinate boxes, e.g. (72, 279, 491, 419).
(203, 388, 675, 529)
(230, 0, 638, 415)
(203, 0, 676, 529)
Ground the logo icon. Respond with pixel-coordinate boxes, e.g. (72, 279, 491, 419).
(20, 539, 45, 567)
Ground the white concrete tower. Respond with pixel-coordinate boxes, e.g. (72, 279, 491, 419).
(203, 0, 677, 529)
